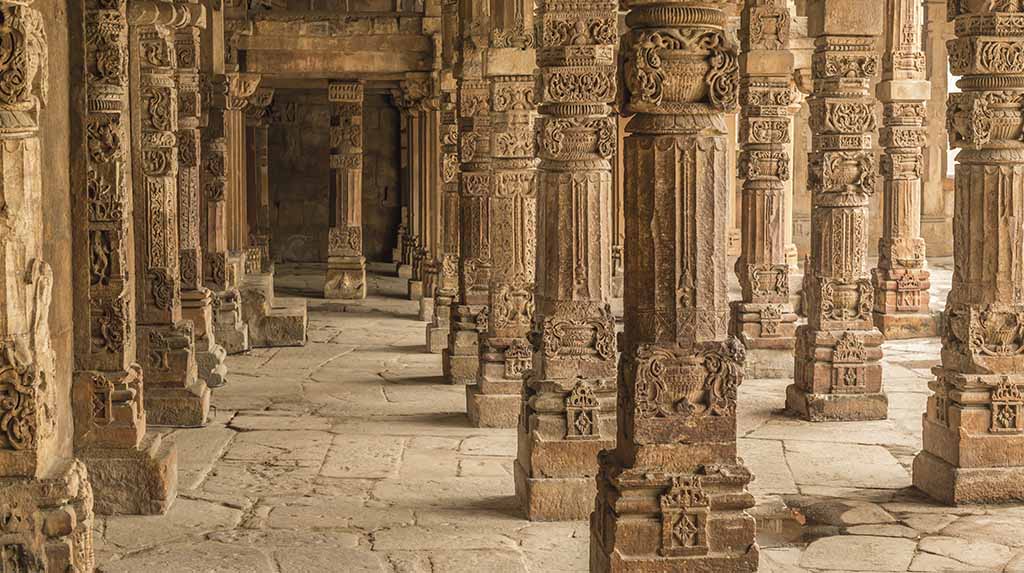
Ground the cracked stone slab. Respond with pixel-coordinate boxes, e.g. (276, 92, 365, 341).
(917, 535, 1014, 570)
(784, 440, 911, 489)
(99, 541, 275, 573)
(320, 435, 405, 479)
(229, 413, 332, 431)
(739, 438, 799, 497)
(800, 535, 916, 571)
(265, 497, 415, 531)
(104, 498, 244, 550)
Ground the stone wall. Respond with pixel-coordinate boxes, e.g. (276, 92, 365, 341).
(270, 89, 332, 263)
(269, 89, 400, 264)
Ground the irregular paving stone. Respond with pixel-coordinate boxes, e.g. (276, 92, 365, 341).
(901, 514, 959, 534)
(274, 548, 387, 572)
(739, 438, 799, 496)
(266, 497, 415, 531)
(749, 418, 919, 448)
(104, 499, 243, 550)
(170, 425, 236, 490)
(100, 541, 275, 573)
(372, 477, 516, 510)
(518, 522, 589, 573)
(371, 525, 518, 551)
(908, 551, 974, 572)
(784, 441, 911, 489)
(917, 535, 1014, 569)
(458, 435, 518, 457)
(797, 499, 896, 526)
(940, 514, 1024, 547)
(202, 462, 319, 498)
(800, 535, 916, 571)
(758, 547, 806, 573)
(426, 549, 529, 573)
(229, 413, 332, 431)
(457, 458, 511, 478)
(845, 524, 920, 539)
(222, 430, 332, 467)
(320, 435, 405, 479)
(207, 529, 361, 551)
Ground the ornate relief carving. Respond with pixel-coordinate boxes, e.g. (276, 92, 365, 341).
(659, 476, 710, 557)
(565, 380, 601, 440)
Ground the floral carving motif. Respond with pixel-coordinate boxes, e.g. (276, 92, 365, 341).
(0, 344, 38, 451)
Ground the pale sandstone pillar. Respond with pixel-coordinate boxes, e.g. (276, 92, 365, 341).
(240, 89, 308, 346)
(465, 58, 538, 427)
(224, 74, 256, 288)
(783, 88, 802, 268)
(591, 1, 757, 569)
(871, 0, 933, 340)
(129, 4, 209, 427)
(444, 2, 491, 386)
(325, 82, 367, 300)
(418, 102, 444, 319)
(920, 0, 953, 257)
(730, 0, 799, 378)
(785, 0, 888, 422)
(426, 78, 461, 354)
(1, 1, 95, 567)
(611, 113, 626, 298)
(175, 3, 228, 390)
(73, 0, 177, 516)
(913, 1, 1024, 504)
(515, 0, 618, 521)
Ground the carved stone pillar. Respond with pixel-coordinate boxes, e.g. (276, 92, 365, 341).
(201, 74, 250, 354)
(515, 0, 618, 521)
(785, 0, 887, 422)
(783, 85, 803, 268)
(129, 4, 209, 428)
(920, 0, 953, 257)
(325, 82, 367, 300)
(73, 0, 177, 516)
(444, 7, 491, 386)
(397, 78, 432, 300)
(870, 0, 933, 339)
(175, 2, 228, 390)
(426, 82, 461, 354)
(418, 99, 444, 319)
(591, 1, 758, 570)
(224, 73, 258, 292)
(913, 1, 1024, 504)
(466, 72, 538, 428)
(729, 0, 799, 378)
(611, 113, 626, 298)
(0, 2, 96, 568)
(238, 89, 308, 347)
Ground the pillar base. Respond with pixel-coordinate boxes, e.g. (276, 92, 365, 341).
(418, 295, 434, 321)
(213, 288, 250, 354)
(514, 458, 603, 522)
(195, 342, 228, 389)
(325, 258, 367, 300)
(426, 324, 449, 353)
(444, 304, 482, 384)
(466, 382, 520, 428)
(397, 264, 413, 279)
(0, 460, 95, 573)
(79, 433, 177, 515)
(138, 324, 208, 427)
(742, 347, 795, 378)
(591, 461, 758, 573)
(408, 279, 423, 301)
(913, 450, 1024, 506)
(181, 288, 229, 389)
(785, 383, 888, 422)
(873, 311, 940, 340)
(146, 386, 211, 428)
(241, 271, 308, 347)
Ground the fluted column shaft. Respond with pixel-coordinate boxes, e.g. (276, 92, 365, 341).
(325, 82, 367, 300)
(912, 1, 1024, 505)
(514, 0, 618, 522)
(785, 0, 888, 422)
(729, 0, 799, 375)
(591, 1, 757, 570)
(871, 0, 933, 338)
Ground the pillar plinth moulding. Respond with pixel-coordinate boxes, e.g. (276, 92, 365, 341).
(515, 0, 618, 521)
(444, 4, 490, 386)
(241, 88, 308, 346)
(592, 1, 757, 569)
(325, 81, 367, 300)
(0, 1, 96, 567)
(175, 1, 229, 391)
(912, 1, 1024, 505)
(785, 0, 888, 423)
(870, 0, 934, 340)
(129, 3, 210, 428)
(466, 60, 538, 428)
(426, 74, 461, 354)
(73, 0, 177, 516)
(729, 0, 799, 378)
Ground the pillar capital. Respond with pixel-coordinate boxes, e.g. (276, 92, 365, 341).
(225, 71, 260, 110)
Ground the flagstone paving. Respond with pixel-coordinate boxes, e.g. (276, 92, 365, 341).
(95, 266, 1024, 573)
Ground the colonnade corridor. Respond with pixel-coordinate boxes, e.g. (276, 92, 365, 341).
(86, 263, 1023, 572)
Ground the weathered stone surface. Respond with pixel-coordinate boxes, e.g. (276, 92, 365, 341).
(917, 535, 1014, 570)
(101, 541, 275, 573)
(105, 498, 243, 550)
(800, 535, 916, 571)
(321, 436, 405, 479)
(784, 441, 911, 489)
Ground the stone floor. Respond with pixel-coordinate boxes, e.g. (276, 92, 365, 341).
(94, 262, 1024, 573)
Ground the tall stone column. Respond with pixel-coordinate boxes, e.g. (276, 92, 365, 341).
(398, 78, 433, 301)
(419, 101, 444, 319)
(591, 0, 758, 569)
(239, 89, 308, 346)
(426, 83, 461, 354)
(920, 0, 953, 257)
(175, 2, 228, 390)
(913, 1, 1024, 504)
(785, 0, 887, 422)
(444, 4, 491, 386)
(200, 74, 251, 354)
(129, 4, 209, 428)
(730, 0, 799, 378)
(325, 82, 367, 300)
(0, 1, 95, 568)
(73, 0, 177, 516)
(611, 113, 626, 298)
(224, 73, 258, 289)
(515, 0, 618, 521)
(871, 0, 933, 339)
(465, 70, 538, 427)
(783, 86, 803, 268)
